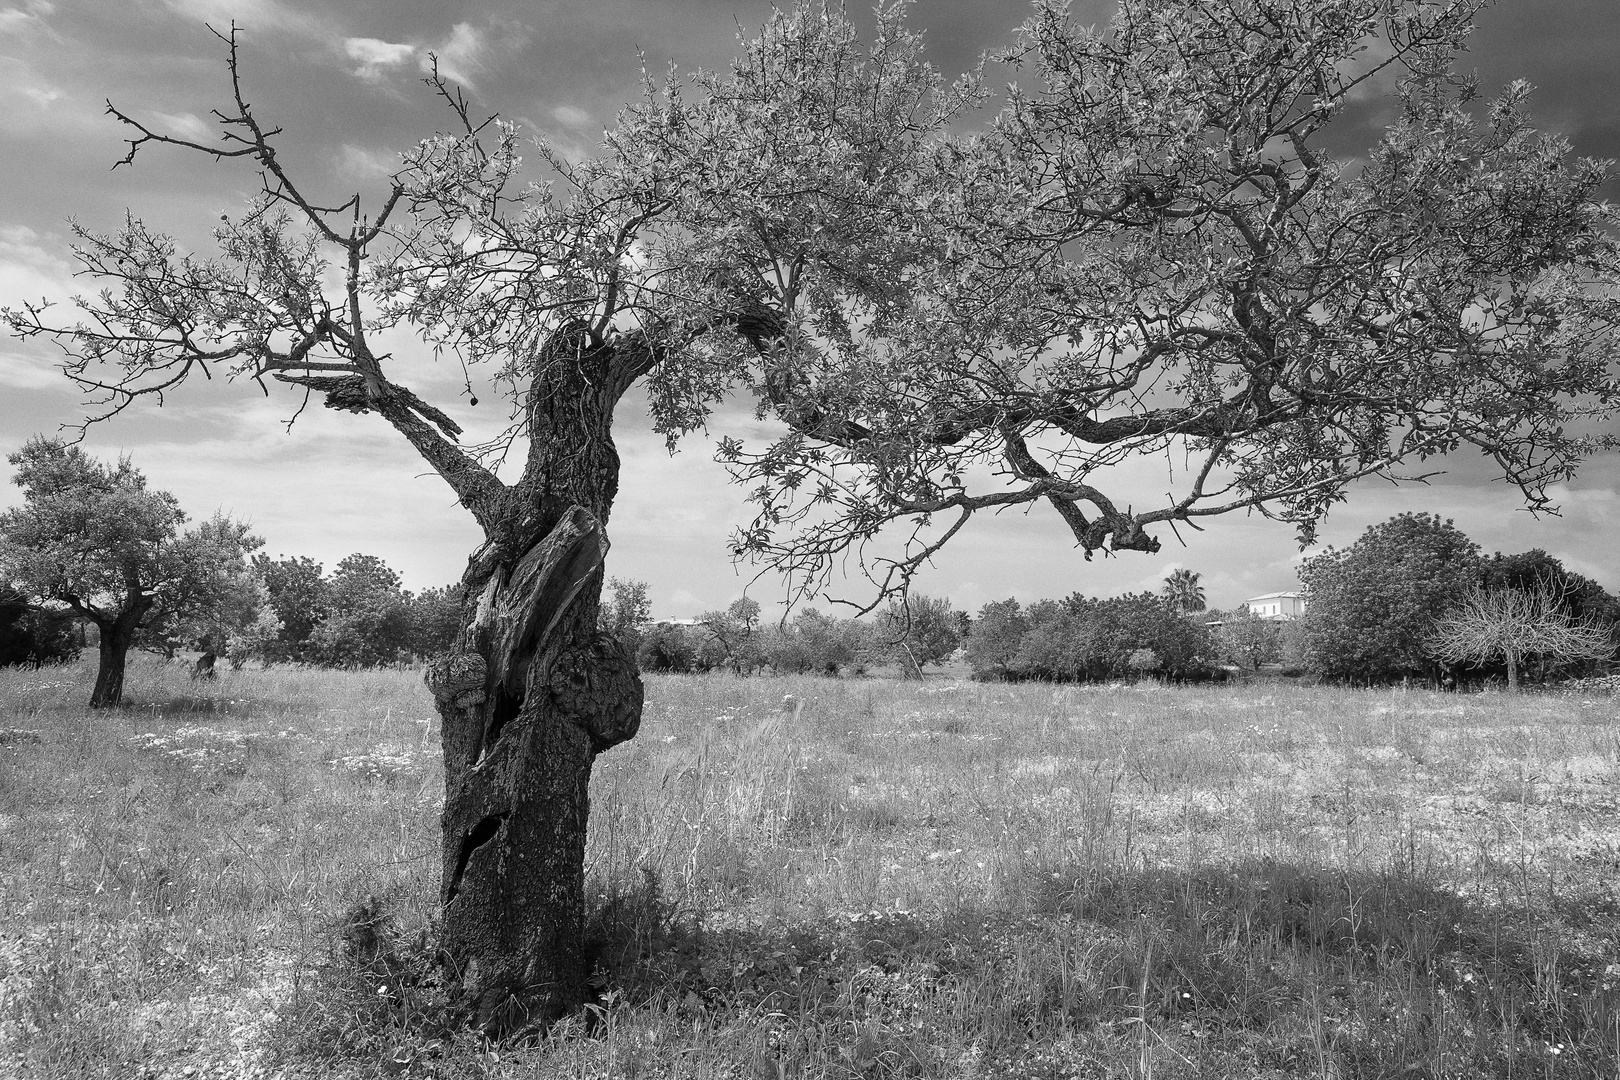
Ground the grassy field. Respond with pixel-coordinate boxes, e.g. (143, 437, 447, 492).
(2, 657, 1618, 1079)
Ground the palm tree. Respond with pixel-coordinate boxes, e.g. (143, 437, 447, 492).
(1162, 568, 1206, 614)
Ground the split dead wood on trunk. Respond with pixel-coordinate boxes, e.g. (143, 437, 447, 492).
(425, 506, 642, 1033)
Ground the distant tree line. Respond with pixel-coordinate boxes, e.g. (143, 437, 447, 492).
(219, 552, 462, 669)
(0, 541, 464, 677)
(608, 581, 963, 679)
(967, 589, 1227, 683)
(4, 439, 1611, 698)
(961, 516, 1618, 689)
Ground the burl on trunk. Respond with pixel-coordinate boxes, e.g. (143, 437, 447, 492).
(419, 335, 649, 1035)
(425, 507, 642, 1032)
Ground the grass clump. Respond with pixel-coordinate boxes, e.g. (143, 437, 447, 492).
(269, 894, 458, 1075)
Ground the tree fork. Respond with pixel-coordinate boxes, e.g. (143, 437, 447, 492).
(425, 506, 642, 1035)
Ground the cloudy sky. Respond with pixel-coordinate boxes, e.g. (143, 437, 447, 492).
(1, 0, 1617, 618)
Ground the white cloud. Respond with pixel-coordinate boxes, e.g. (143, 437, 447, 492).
(344, 36, 414, 81)
(551, 105, 593, 130)
(0, 57, 101, 136)
(0, 223, 76, 305)
(342, 25, 485, 87)
(152, 111, 211, 141)
(0, 2, 52, 35)
(338, 144, 401, 180)
(422, 22, 483, 87)
(345, 36, 413, 66)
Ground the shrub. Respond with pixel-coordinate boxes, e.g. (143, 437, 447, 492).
(637, 623, 705, 673)
(0, 588, 80, 667)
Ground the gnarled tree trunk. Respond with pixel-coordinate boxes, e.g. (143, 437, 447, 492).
(89, 609, 142, 708)
(422, 332, 644, 1035)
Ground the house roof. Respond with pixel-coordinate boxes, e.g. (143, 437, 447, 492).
(1242, 591, 1301, 603)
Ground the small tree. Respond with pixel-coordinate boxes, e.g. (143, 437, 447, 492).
(795, 608, 862, 675)
(1216, 609, 1283, 671)
(697, 597, 765, 673)
(171, 562, 271, 664)
(635, 623, 703, 673)
(1483, 550, 1620, 659)
(223, 579, 282, 668)
(599, 578, 653, 657)
(871, 593, 961, 678)
(728, 596, 762, 632)
(0, 438, 259, 705)
(967, 599, 1029, 681)
(1427, 582, 1614, 691)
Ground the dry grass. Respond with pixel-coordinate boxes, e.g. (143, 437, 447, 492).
(2, 657, 1619, 1078)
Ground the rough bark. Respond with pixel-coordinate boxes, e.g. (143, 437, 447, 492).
(422, 331, 644, 1036)
(89, 616, 137, 708)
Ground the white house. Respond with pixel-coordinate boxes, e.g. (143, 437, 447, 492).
(1242, 591, 1306, 620)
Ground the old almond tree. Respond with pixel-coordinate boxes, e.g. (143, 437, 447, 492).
(8, 0, 1620, 1033)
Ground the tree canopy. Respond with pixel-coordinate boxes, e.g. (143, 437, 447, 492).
(1298, 512, 1481, 682)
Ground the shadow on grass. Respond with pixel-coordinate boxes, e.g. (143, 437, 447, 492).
(587, 861, 1618, 1078)
(271, 860, 1620, 1078)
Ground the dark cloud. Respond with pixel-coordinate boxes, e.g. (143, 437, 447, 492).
(1469, 0, 1620, 195)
